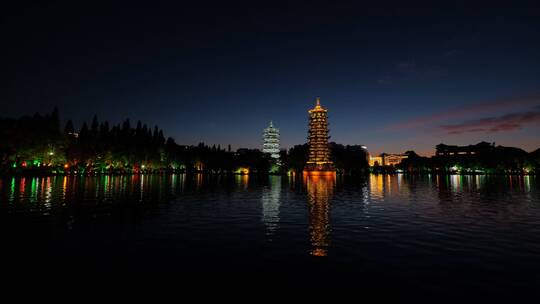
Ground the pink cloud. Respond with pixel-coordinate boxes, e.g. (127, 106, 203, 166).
(385, 95, 540, 131)
(440, 110, 540, 135)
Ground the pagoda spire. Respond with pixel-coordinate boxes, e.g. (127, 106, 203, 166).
(313, 97, 322, 110)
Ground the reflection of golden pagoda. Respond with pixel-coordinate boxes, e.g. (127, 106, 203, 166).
(304, 97, 335, 175)
(305, 174, 335, 257)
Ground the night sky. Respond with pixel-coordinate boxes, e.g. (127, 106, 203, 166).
(2, 1, 539, 155)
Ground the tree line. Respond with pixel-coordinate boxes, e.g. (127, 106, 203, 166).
(0, 108, 369, 175)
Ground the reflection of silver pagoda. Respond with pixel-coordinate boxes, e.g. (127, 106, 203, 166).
(263, 121, 281, 162)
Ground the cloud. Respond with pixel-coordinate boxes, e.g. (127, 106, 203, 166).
(377, 59, 447, 85)
(385, 95, 540, 131)
(377, 77, 390, 84)
(442, 49, 463, 58)
(440, 109, 540, 135)
(396, 62, 416, 69)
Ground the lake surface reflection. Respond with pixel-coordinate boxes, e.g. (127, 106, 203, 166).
(0, 174, 539, 294)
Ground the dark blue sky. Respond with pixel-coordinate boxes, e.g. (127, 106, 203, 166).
(2, 1, 539, 155)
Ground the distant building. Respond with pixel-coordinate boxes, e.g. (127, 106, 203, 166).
(382, 153, 408, 166)
(436, 141, 495, 157)
(369, 153, 408, 167)
(369, 155, 383, 167)
(262, 121, 281, 162)
(435, 141, 495, 157)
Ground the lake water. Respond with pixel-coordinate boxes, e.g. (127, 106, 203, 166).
(1, 174, 539, 295)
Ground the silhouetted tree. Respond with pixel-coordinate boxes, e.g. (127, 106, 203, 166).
(79, 122, 89, 138)
(64, 120, 74, 134)
(285, 144, 309, 172)
(91, 115, 99, 135)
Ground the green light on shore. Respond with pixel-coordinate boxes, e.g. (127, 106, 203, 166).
(12, 163, 16, 168)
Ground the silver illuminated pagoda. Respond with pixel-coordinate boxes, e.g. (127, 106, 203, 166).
(263, 121, 281, 162)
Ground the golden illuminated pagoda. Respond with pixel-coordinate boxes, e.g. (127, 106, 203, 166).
(304, 97, 335, 174)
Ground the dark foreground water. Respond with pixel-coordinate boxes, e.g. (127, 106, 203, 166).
(1, 174, 539, 294)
